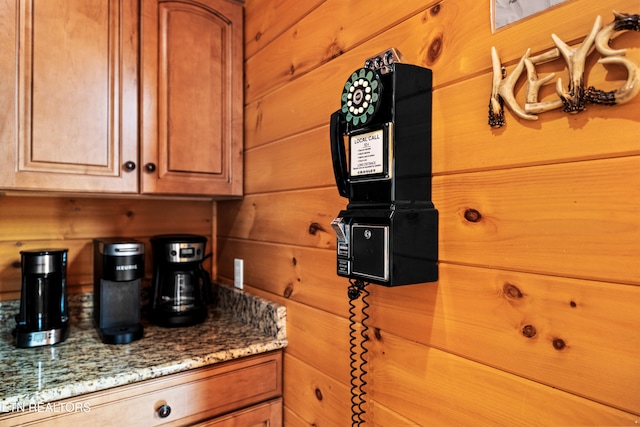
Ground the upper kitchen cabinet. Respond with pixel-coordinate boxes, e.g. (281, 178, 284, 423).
(0, 0, 243, 198)
(140, 0, 243, 197)
(0, 0, 139, 193)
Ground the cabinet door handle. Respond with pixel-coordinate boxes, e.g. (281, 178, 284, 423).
(144, 162, 157, 173)
(123, 161, 136, 171)
(157, 404, 171, 418)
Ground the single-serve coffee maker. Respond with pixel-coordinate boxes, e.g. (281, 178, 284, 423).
(149, 234, 211, 327)
(14, 249, 69, 348)
(93, 238, 145, 344)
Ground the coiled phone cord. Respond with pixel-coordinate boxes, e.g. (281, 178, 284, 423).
(348, 279, 369, 426)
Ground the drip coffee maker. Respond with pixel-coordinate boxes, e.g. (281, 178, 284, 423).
(149, 234, 211, 327)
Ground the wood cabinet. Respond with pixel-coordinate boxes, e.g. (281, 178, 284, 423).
(0, 0, 243, 198)
(0, 351, 282, 426)
(0, 0, 139, 193)
(141, 0, 243, 197)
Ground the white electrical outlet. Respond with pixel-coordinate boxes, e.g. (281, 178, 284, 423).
(234, 258, 244, 289)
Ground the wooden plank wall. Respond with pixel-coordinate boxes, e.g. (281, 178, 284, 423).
(218, 0, 640, 425)
(0, 196, 214, 299)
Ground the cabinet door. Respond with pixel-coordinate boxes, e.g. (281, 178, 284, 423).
(0, 0, 139, 193)
(141, 0, 243, 197)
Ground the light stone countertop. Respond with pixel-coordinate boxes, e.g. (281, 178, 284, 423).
(0, 284, 287, 413)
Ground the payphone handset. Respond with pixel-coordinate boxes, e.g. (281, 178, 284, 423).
(330, 52, 394, 202)
(330, 48, 438, 288)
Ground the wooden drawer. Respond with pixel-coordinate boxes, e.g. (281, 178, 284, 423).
(0, 351, 282, 426)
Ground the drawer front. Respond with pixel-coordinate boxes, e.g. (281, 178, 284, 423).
(1, 352, 282, 427)
(118, 356, 280, 425)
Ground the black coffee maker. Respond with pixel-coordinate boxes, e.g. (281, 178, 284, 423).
(149, 234, 212, 327)
(93, 238, 145, 344)
(14, 249, 69, 348)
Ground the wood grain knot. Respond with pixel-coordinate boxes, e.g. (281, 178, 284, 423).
(314, 387, 323, 401)
(464, 208, 482, 222)
(570, 301, 577, 308)
(521, 324, 537, 338)
(283, 285, 293, 299)
(126, 210, 134, 217)
(374, 328, 382, 340)
(290, 64, 296, 75)
(428, 36, 443, 63)
(430, 4, 441, 15)
(308, 222, 325, 235)
(552, 338, 566, 350)
(292, 257, 297, 266)
(326, 41, 344, 60)
(503, 283, 523, 299)
(11, 261, 21, 269)
(254, 31, 262, 42)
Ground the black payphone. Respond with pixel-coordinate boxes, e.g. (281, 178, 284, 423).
(330, 48, 438, 287)
(330, 49, 439, 425)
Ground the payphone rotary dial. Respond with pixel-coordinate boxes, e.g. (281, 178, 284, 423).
(340, 47, 403, 128)
(341, 68, 382, 127)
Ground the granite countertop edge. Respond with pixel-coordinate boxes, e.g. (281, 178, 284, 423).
(0, 284, 287, 413)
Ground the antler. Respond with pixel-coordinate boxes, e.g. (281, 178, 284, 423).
(595, 11, 640, 57)
(588, 12, 640, 105)
(488, 46, 538, 127)
(488, 46, 506, 128)
(524, 48, 563, 115)
(586, 56, 640, 105)
(552, 15, 602, 113)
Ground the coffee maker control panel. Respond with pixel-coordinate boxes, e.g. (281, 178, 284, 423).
(165, 242, 205, 263)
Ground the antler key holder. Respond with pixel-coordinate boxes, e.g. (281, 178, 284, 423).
(488, 11, 640, 128)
